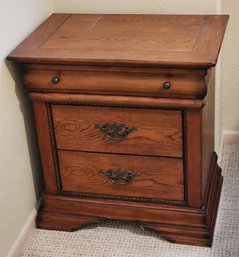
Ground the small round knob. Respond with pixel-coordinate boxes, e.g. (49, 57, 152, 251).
(163, 81, 171, 90)
(51, 76, 60, 84)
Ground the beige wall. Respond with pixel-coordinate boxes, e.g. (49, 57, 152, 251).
(222, 0, 239, 131)
(0, 1, 53, 257)
(54, 0, 219, 14)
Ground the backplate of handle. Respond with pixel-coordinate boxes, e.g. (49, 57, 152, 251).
(96, 123, 136, 141)
(100, 169, 140, 185)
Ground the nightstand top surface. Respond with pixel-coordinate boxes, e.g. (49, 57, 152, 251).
(8, 14, 228, 68)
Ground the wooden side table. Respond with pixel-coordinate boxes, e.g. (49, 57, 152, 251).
(8, 14, 228, 246)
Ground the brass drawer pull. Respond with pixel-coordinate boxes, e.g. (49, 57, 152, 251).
(100, 169, 140, 185)
(96, 123, 136, 141)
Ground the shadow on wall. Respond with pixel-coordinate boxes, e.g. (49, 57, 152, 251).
(5, 59, 44, 201)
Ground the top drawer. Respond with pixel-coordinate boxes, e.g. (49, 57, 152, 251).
(52, 105, 182, 158)
(24, 67, 207, 99)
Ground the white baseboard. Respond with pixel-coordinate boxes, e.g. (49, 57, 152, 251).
(6, 196, 43, 257)
(222, 131, 239, 145)
(218, 131, 239, 164)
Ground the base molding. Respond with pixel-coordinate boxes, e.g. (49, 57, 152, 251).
(141, 155, 222, 247)
(37, 153, 222, 247)
(37, 212, 100, 232)
(140, 223, 210, 246)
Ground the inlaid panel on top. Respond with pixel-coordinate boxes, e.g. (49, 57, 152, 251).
(8, 14, 229, 68)
(41, 15, 201, 52)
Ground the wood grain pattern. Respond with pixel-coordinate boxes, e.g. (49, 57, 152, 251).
(8, 14, 229, 68)
(42, 15, 200, 52)
(29, 92, 204, 109)
(58, 150, 184, 201)
(201, 68, 215, 199)
(32, 101, 58, 193)
(7, 14, 228, 247)
(52, 105, 182, 157)
(23, 67, 207, 99)
(37, 212, 100, 232)
(37, 155, 222, 246)
(185, 109, 202, 208)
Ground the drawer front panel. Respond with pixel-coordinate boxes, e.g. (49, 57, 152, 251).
(52, 105, 183, 158)
(24, 69, 207, 99)
(58, 150, 184, 201)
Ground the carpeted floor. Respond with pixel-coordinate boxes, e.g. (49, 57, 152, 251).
(21, 144, 239, 257)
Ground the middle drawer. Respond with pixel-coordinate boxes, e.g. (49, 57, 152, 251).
(52, 105, 182, 158)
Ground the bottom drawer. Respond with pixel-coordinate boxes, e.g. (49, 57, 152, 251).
(58, 151, 184, 202)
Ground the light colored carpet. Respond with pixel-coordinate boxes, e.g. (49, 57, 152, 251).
(21, 145, 239, 257)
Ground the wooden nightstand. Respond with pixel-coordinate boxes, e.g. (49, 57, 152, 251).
(8, 14, 228, 246)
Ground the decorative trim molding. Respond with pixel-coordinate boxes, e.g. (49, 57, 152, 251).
(49, 100, 179, 110)
(6, 196, 43, 257)
(60, 190, 185, 206)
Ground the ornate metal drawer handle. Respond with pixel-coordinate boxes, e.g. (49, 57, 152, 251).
(100, 169, 140, 185)
(96, 123, 136, 141)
